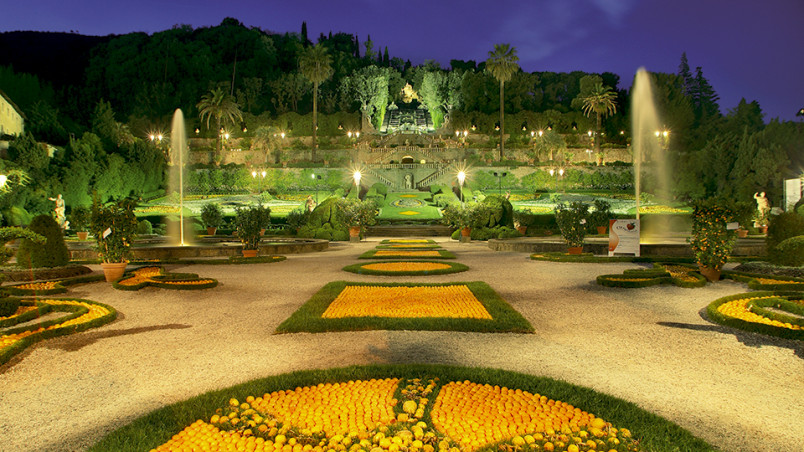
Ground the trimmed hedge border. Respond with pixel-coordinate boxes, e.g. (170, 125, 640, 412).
(373, 244, 442, 250)
(0, 297, 118, 365)
(597, 263, 707, 288)
(276, 281, 533, 334)
(0, 299, 50, 328)
(88, 364, 714, 452)
(379, 239, 438, 245)
(723, 271, 804, 291)
(112, 267, 218, 291)
(342, 261, 469, 276)
(706, 291, 804, 341)
(0, 264, 93, 282)
(358, 249, 456, 260)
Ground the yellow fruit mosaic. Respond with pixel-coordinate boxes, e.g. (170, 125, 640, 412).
(374, 250, 442, 258)
(388, 245, 438, 248)
(385, 240, 433, 244)
(716, 295, 803, 331)
(661, 265, 700, 283)
(362, 263, 452, 272)
(0, 299, 113, 350)
(321, 285, 492, 319)
(153, 378, 640, 452)
(14, 281, 60, 291)
(115, 266, 217, 289)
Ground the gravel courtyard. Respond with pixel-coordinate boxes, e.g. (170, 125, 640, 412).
(0, 238, 802, 451)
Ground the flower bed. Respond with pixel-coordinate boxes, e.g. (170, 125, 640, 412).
(359, 250, 456, 260)
(276, 282, 533, 334)
(375, 244, 442, 249)
(0, 298, 117, 365)
(113, 267, 218, 291)
(4, 273, 106, 296)
(90, 365, 711, 452)
(322, 285, 492, 320)
(706, 291, 804, 340)
(723, 271, 804, 290)
(343, 261, 469, 276)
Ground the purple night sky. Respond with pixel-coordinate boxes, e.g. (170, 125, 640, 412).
(3, 0, 803, 121)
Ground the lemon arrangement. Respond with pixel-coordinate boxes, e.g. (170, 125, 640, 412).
(706, 291, 804, 340)
(359, 249, 457, 260)
(276, 282, 533, 334)
(112, 266, 218, 290)
(89, 365, 713, 452)
(343, 261, 469, 276)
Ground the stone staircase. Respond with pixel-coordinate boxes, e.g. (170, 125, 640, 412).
(366, 224, 453, 237)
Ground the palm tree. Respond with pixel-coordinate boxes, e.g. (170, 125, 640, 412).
(197, 87, 243, 160)
(299, 44, 333, 162)
(485, 43, 520, 161)
(580, 82, 617, 160)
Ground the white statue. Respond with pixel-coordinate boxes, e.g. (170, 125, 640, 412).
(753, 192, 770, 226)
(48, 194, 68, 229)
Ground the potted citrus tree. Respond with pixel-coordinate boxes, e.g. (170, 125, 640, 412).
(589, 199, 612, 235)
(441, 203, 482, 242)
(689, 198, 736, 282)
(234, 204, 271, 257)
(69, 206, 91, 240)
(554, 201, 589, 254)
(341, 198, 378, 242)
(200, 202, 223, 236)
(90, 198, 138, 282)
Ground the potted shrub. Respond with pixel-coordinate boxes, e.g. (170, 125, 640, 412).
(200, 203, 224, 236)
(688, 198, 736, 282)
(441, 203, 482, 242)
(69, 206, 91, 240)
(589, 199, 612, 235)
(341, 198, 378, 242)
(733, 201, 753, 238)
(554, 201, 589, 254)
(513, 209, 534, 235)
(90, 198, 138, 282)
(234, 204, 271, 257)
(286, 208, 310, 234)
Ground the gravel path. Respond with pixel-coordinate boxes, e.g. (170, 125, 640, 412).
(0, 239, 802, 451)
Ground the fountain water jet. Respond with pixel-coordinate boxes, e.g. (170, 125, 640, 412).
(631, 68, 672, 239)
(169, 109, 190, 246)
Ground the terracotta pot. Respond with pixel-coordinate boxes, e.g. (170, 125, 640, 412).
(596, 226, 607, 235)
(259, 228, 266, 236)
(460, 227, 471, 237)
(759, 226, 768, 234)
(76, 231, 89, 241)
(516, 225, 527, 235)
(737, 228, 748, 238)
(101, 262, 127, 283)
(206, 226, 217, 236)
(349, 226, 361, 237)
(698, 265, 721, 282)
(242, 249, 258, 258)
(567, 246, 583, 255)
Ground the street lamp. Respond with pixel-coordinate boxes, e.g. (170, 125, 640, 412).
(353, 170, 362, 189)
(252, 170, 266, 193)
(457, 171, 466, 208)
(492, 171, 507, 196)
(311, 173, 322, 203)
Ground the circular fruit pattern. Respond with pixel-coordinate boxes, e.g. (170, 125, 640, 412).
(343, 261, 469, 276)
(708, 291, 804, 340)
(391, 198, 425, 208)
(152, 377, 640, 452)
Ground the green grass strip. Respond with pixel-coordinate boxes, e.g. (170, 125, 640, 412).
(0, 297, 118, 365)
(342, 261, 469, 276)
(706, 291, 804, 341)
(276, 281, 533, 334)
(88, 364, 714, 452)
(359, 249, 456, 260)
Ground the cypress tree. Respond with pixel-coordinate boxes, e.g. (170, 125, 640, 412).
(677, 52, 694, 96)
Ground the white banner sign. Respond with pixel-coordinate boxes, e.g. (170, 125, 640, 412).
(609, 219, 640, 257)
(784, 178, 802, 211)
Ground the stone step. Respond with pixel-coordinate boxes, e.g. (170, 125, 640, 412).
(367, 225, 453, 237)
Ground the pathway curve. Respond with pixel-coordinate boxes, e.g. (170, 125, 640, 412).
(0, 238, 802, 451)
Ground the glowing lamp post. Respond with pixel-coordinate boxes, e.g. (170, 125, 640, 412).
(493, 171, 507, 196)
(457, 171, 466, 208)
(0, 174, 7, 189)
(252, 170, 266, 194)
(353, 170, 362, 193)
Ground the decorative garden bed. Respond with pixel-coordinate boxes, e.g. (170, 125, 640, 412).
(276, 282, 532, 334)
(706, 291, 804, 340)
(359, 250, 456, 260)
(113, 266, 218, 291)
(89, 365, 713, 452)
(343, 261, 469, 276)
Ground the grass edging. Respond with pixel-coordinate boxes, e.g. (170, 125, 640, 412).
(88, 364, 715, 452)
(342, 261, 469, 276)
(275, 281, 533, 334)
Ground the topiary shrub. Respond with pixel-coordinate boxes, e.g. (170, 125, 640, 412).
(775, 235, 804, 267)
(136, 219, 153, 235)
(0, 227, 45, 265)
(16, 215, 70, 268)
(0, 298, 20, 317)
(767, 212, 804, 264)
(475, 195, 515, 228)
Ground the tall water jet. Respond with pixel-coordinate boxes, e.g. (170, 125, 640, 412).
(631, 68, 671, 231)
(169, 109, 189, 246)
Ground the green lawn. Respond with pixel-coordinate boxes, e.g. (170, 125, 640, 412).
(377, 192, 442, 221)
